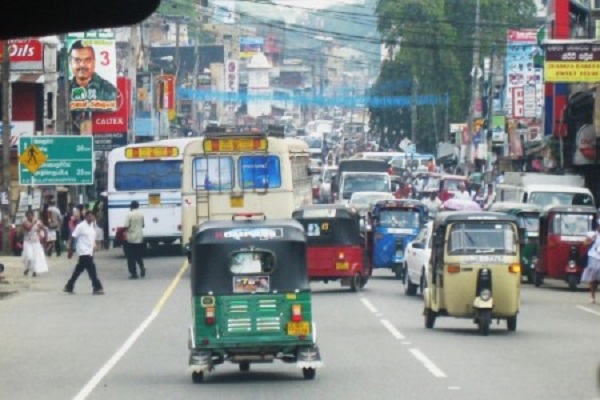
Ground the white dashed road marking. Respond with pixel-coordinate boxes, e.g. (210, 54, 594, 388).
(380, 319, 405, 340)
(409, 348, 448, 379)
(360, 298, 378, 314)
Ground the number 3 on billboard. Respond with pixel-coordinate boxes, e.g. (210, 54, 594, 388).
(100, 50, 110, 66)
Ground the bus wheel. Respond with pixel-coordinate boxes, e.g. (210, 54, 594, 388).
(191, 371, 204, 383)
(302, 368, 316, 380)
(350, 273, 362, 292)
(239, 362, 250, 372)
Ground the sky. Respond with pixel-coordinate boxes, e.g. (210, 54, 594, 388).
(274, 0, 364, 10)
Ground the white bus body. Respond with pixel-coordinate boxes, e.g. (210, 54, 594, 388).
(107, 138, 198, 247)
(181, 133, 311, 248)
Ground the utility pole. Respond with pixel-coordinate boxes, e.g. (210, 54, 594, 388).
(466, 0, 481, 171)
(128, 24, 140, 144)
(191, 41, 199, 133)
(410, 75, 419, 144)
(63, 34, 72, 134)
(486, 44, 497, 171)
(1, 40, 11, 254)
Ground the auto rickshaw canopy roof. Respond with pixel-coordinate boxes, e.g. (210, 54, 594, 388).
(488, 202, 541, 215)
(292, 204, 360, 220)
(433, 211, 519, 228)
(539, 205, 597, 218)
(191, 219, 308, 295)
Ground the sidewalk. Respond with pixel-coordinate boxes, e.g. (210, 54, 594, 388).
(0, 252, 74, 299)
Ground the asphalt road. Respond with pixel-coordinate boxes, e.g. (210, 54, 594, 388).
(1, 249, 599, 400)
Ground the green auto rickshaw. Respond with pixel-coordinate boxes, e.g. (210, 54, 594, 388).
(488, 202, 540, 284)
(188, 218, 322, 383)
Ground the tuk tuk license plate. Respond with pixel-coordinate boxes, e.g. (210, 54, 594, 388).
(230, 196, 244, 208)
(148, 194, 160, 206)
(287, 321, 310, 336)
(336, 262, 349, 270)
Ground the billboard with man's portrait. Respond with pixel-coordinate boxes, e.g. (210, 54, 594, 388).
(67, 31, 117, 112)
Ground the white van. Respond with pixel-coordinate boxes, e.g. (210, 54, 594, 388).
(495, 183, 595, 208)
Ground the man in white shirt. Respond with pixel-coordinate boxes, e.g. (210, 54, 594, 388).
(422, 192, 442, 217)
(454, 182, 472, 200)
(63, 211, 104, 295)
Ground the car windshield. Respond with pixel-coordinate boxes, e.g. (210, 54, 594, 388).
(444, 179, 463, 192)
(342, 175, 389, 199)
(529, 191, 594, 207)
(551, 213, 593, 236)
(379, 210, 420, 228)
(448, 222, 517, 255)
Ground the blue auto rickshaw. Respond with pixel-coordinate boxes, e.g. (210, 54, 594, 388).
(369, 199, 428, 279)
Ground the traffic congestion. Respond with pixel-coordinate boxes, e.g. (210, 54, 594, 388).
(2, 0, 600, 399)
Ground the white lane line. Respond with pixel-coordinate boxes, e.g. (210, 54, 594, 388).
(73, 261, 189, 400)
(448, 386, 461, 390)
(577, 305, 600, 317)
(360, 298, 378, 314)
(409, 348, 447, 378)
(380, 319, 405, 340)
(401, 341, 412, 345)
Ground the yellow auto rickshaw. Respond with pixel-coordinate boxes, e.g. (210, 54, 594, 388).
(423, 211, 523, 336)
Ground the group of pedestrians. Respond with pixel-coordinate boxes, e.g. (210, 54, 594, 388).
(21, 199, 146, 295)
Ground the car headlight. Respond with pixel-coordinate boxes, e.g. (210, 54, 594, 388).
(479, 288, 492, 301)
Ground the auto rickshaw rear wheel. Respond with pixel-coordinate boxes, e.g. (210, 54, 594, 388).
(350, 273, 362, 292)
(506, 316, 517, 332)
(424, 308, 436, 329)
(191, 371, 204, 383)
(478, 310, 491, 336)
(534, 271, 544, 287)
(239, 362, 250, 372)
(567, 274, 578, 291)
(302, 367, 316, 380)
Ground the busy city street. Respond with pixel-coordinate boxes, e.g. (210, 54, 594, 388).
(0, 249, 599, 400)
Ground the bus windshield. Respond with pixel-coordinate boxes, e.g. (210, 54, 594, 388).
(115, 160, 181, 191)
(448, 222, 517, 255)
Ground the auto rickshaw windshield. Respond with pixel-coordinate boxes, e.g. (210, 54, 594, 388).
(379, 209, 420, 229)
(519, 214, 540, 234)
(448, 222, 517, 255)
(551, 213, 593, 236)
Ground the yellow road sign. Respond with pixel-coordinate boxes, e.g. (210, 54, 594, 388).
(19, 144, 48, 174)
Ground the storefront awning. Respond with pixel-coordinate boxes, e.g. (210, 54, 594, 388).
(10, 73, 44, 84)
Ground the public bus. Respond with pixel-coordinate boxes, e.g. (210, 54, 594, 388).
(180, 126, 312, 249)
(107, 138, 198, 248)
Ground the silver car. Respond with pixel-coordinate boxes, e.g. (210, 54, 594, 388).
(318, 166, 338, 204)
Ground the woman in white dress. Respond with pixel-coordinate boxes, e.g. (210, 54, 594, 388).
(582, 224, 600, 303)
(22, 210, 49, 277)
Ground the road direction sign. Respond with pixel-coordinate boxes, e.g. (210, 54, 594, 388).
(19, 144, 48, 174)
(18, 136, 94, 186)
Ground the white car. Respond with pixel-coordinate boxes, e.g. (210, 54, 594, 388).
(404, 221, 433, 296)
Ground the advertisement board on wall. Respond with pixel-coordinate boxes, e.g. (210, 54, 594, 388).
(505, 30, 543, 119)
(67, 31, 118, 112)
(544, 42, 600, 83)
(1, 39, 44, 70)
(240, 37, 264, 59)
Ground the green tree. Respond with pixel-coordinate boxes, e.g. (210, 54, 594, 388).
(372, 0, 536, 153)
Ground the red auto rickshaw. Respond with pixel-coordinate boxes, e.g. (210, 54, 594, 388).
(537, 205, 596, 291)
(292, 205, 370, 292)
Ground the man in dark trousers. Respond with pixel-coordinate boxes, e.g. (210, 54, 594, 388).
(64, 211, 104, 295)
(124, 200, 146, 279)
